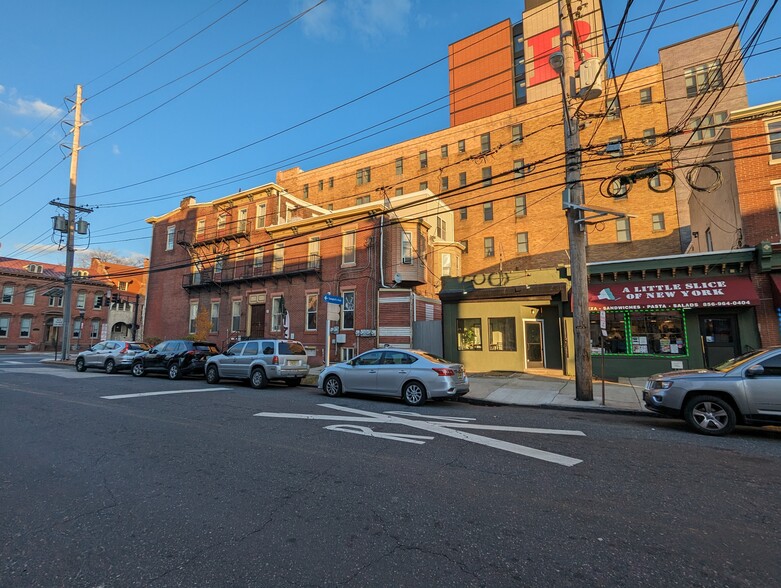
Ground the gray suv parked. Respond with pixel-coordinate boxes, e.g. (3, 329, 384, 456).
(644, 346, 781, 436)
(205, 339, 310, 388)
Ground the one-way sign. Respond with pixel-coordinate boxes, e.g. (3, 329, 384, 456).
(323, 294, 343, 305)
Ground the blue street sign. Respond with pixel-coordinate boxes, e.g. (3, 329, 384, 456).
(323, 294, 343, 305)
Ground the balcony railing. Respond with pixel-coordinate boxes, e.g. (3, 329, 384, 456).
(182, 256, 321, 288)
(177, 225, 250, 248)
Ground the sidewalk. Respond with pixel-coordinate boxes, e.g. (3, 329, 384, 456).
(303, 366, 650, 415)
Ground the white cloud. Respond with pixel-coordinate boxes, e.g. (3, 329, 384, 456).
(0, 85, 5, 94)
(295, 0, 412, 41)
(0, 90, 63, 119)
(297, 0, 341, 40)
(4, 126, 30, 138)
(112, 144, 121, 156)
(19, 244, 61, 256)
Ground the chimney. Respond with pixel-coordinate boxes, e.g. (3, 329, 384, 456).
(180, 196, 196, 209)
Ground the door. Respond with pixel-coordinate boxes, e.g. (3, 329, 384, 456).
(345, 351, 383, 393)
(221, 342, 245, 377)
(376, 351, 414, 395)
(744, 351, 781, 417)
(700, 315, 740, 368)
(234, 340, 259, 379)
(249, 304, 265, 338)
(524, 320, 545, 369)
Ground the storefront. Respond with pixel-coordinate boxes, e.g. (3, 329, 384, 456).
(588, 251, 762, 378)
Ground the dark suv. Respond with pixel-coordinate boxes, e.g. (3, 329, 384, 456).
(131, 340, 220, 380)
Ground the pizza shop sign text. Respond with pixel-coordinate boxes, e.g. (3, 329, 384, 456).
(622, 280, 727, 300)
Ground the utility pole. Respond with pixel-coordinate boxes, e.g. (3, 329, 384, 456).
(556, 1, 593, 400)
(61, 84, 84, 361)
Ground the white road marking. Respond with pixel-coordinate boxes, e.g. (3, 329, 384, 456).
(255, 403, 583, 467)
(384, 411, 475, 422)
(1, 361, 25, 365)
(101, 387, 232, 399)
(324, 425, 434, 444)
(435, 423, 586, 436)
(0, 367, 105, 378)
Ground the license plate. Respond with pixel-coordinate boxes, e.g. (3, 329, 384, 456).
(286, 360, 301, 366)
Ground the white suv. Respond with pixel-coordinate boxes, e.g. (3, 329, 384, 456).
(205, 339, 309, 388)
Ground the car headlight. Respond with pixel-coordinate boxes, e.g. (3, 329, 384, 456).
(650, 380, 673, 390)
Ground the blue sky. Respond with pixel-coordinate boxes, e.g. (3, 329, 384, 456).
(1, 0, 779, 266)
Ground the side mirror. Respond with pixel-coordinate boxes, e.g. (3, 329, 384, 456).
(149, 349, 158, 355)
(746, 364, 765, 378)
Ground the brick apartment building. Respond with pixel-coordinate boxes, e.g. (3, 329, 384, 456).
(88, 258, 149, 342)
(0, 257, 112, 352)
(144, 185, 457, 363)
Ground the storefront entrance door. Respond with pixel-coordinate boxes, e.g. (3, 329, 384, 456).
(524, 320, 545, 369)
(700, 315, 740, 368)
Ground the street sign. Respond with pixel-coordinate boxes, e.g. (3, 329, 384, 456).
(52, 318, 64, 327)
(599, 310, 606, 330)
(327, 303, 341, 322)
(323, 294, 343, 305)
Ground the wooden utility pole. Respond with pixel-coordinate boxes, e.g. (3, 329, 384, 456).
(61, 84, 83, 361)
(558, 1, 593, 400)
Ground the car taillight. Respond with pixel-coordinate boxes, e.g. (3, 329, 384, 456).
(272, 355, 279, 365)
(120, 343, 130, 354)
(185, 350, 195, 356)
(432, 367, 455, 376)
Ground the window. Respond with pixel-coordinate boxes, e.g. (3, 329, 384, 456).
(590, 312, 628, 354)
(480, 133, 491, 152)
(308, 237, 320, 269)
(516, 232, 529, 254)
(419, 181, 428, 191)
(329, 177, 334, 188)
(196, 219, 206, 239)
(303, 184, 309, 199)
(306, 293, 318, 331)
(395, 157, 403, 175)
(460, 240, 469, 253)
(395, 188, 404, 196)
(0, 316, 8, 337)
(705, 228, 714, 252)
(690, 111, 727, 141)
(515, 195, 527, 217)
(237, 208, 248, 233)
(441, 253, 452, 277)
(607, 136, 623, 157)
(318, 179, 324, 191)
(642, 128, 656, 146)
(483, 202, 493, 221)
(685, 60, 723, 98)
(189, 302, 198, 334)
(776, 186, 781, 235)
(231, 300, 241, 332)
(118, 281, 129, 291)
(482, 167, 492, 187)
(652, 213, 666, 232)
(436, 217, 447, 239)
(512, 124, 523, 143)
(20, 316, 32, 338)
(649, 174, 661, 189)
(76, 291, 86, 309)
(272, 243, 285, 273)
(457, 318, 482, 351)
(285, 203, 296, 223)
(401, 230, 413, 264)
(639, 87, 652, 104)
(767, 120, 781, 161)
(440, 144, 448, 158)
(271, 297, 284, 332)
(440, 176, 449, 192)
(616, 218, 632, 242)
(24, 286, 35, 305)
(419, 150, 428, 169)
(457, 139, 465, 153)
(253, 247, 264, 269)
(49, 293, 63, 307)
(627, 311, 686, 355)
(341, 291, 355, 330)
(356, 167, 371, 185)
(459, 172, 467, 187)
(210, 301, 220, 333)
(484, 237, 495, 257)
(214, 254, 225, 274)
(342, 230, 356, 265)
(356, 195, 370, 205)
(165, 225, 175, 250)
(90, 319, 99, 339)
(606, 96, 621, 120)
(514, 159, 526, 179)
(72, 318, 81, 338)
(217, 214, 227, 231)
(488, 318, 517, 351)
(255, 203, 267, 229)
(460, 207, 468, 220)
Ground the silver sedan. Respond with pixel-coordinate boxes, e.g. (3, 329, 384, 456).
(317, 348, 469, 406)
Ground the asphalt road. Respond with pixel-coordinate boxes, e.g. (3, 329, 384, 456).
(2, 354, 780, 587)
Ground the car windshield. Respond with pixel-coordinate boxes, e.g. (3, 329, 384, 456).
(280, 341, 306, 355)
(712, 348, 767, 372)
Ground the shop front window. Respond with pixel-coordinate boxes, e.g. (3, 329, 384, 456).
(457, 318, 483, 351)
(590, 310, 687, 356)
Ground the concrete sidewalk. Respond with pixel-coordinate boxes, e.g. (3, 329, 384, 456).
(303, 366, 650, 415)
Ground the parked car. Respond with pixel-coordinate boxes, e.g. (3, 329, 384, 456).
(644, 346, 781, 436)
(205, 339, 309, 388)
(131, 340, 221, 380)
(317, 348, 469, 406)
(75, 340, 151, 374)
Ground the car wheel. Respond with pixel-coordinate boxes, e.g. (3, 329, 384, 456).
(684, 395, 737, 436)
(75, 357, 86, 372)
(168, 362, 182, 380)
(205, 365, 220, 385)
(105, 359, 117, 374)
(250, 368, 268, 389)
(402, 381, 427, 406)
(285, 378, 302, 387)
(323, 375, 342, 398)
(131, 362, 145, 377)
